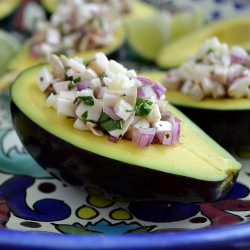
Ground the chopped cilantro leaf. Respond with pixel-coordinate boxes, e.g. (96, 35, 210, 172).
(135, 98, 153, 117)
(98, 112, 110, 123)
(101, 119, 122, 132)
(81, 111, 88, 121)
(74, 96, 94, 106)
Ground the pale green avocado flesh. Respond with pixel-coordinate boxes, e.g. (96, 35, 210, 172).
(157, 17, 250, 68)
(0, 0, 21, 20)
(11, 65, 241, 183)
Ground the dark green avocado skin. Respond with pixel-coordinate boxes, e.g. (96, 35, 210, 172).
(175, 107, 250, 150)
(11, 101, 237, 203)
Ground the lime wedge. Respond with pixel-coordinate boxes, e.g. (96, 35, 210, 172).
(127, 9, 204, 61)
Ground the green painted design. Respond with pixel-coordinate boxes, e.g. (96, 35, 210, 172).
(0, 129, 50, 178)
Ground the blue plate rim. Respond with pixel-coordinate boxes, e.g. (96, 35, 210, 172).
(1, 221, 250, 249)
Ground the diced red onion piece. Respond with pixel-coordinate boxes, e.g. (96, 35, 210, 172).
(137, 87, 146, 98)
(139, 85, 155, 99)
(132, 128, 155, 148)
(231, 54, 246, 65)
(172, 117, 181, 144)
(152, 81, 166, 99)
(136, 76, 152, 85)
(76, 82, 88, 91)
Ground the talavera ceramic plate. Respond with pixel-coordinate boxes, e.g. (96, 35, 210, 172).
(1, 0, 250, 249)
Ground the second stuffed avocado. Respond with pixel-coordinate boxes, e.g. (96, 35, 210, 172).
(11, 63, 241, 202)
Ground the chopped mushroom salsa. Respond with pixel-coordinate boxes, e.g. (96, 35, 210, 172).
(31, 0, 119, 58)
(163, 38, 250, 100)
(38, 53, 181, 148)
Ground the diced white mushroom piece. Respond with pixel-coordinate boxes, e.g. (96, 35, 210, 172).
(121, 112, 135, 136)
(113, 99, 133, 121)
(122, 86, 137, 107)
(57, 98, 75, 117)
(163, 70, 182, 90)
(49, 54, 65, 80)
(104, 74, 133, 90)
(147, 104, 161, 124)
(158, 99, 168, 114)
(126, 69, 137, 78)
(89, 53, 109, 75)
(77, 89, 94, 97)
(103, 91, 120, 120)
(190, 84, 204, 101)
(59, 91, 77, 101)
(46, 93, 57, 109)
(200, 78, 214, 95)
(38, 67, 52, 92)
(73, 119, 89, 131)
(75, 99, 103, 122)
(95, 86, 107, 99)
(107, 60, 127, 77)
(181, 80, 193, 95)
(53, 81, 71, 93)
(81, 68, 97, 81)
(230, 46, 248, 64)
(212, 84, 226, 99)
(153, 120, 173, 145)
(130, 78, 142, 88)
(133, 119, 150, 129)
(90, 78, 102, 89)
(46, 28, 61, 45)
(68, 58, 86, 74)
(213, 66, 228, 84)
(228, 76, 250, 98)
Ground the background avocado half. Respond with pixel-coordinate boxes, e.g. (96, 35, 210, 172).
(8, 25, 125, 73)
(157, 17, 250, 68)
(143, 71, 250, 150)
(10, 65, 241, 202)
(0, 0, 21, 21)
(41, 0, 156, 20)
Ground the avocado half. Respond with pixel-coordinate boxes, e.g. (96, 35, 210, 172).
(0, 0, 21, 21)
(41, 0, 156, 20)
(7, 26, 125, 73)
(157, 17, 250, 68)
(143, 71, 250, 149)
(11, 65, 241, 202)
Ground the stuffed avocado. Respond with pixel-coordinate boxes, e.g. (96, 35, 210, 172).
(0, 0, 21, 21)
(41, 0, 156, 20)
(7, 0, 125, 73)
(144, 38, 250, 149)
(11, 53, 241, 202)
(157, 17, 250, 68)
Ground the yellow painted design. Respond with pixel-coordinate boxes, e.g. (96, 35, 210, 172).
(110, 208, 132, 220)
(88, 196, 114, 208)
(77, 206, 98, 220)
